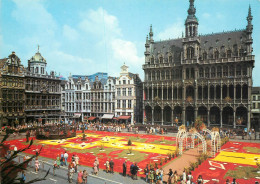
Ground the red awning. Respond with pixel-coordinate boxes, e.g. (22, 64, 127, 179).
(88, 116, 97, 121)
(117, 116, 131, 120)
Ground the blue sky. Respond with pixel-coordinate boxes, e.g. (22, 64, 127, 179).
(0, 0, 259, 85)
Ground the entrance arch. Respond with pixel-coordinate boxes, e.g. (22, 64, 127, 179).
(198, 106, 207, 124)
(186, 106, 194, 124)
(236, 106, 247, 126)
(145, 106, 152, 122)
(163, 106, 172, 124)
(173, 106, 182, 124)
(210, 106, 220, 125)
(222, 106, 233, 126)
(154, 106, 162, 123)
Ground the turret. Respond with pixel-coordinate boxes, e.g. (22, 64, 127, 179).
(246, 5, 253, 55)
(185, 0, 198, 37)
(149, 25, 154, 43)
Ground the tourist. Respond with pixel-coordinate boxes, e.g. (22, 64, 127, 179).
(53, 160, 58, 176)
(182, 169, 186, 182)
(64, 151, 68, 165)
(109, 159, 114, 174)
(144, 164, 149, 182)
(56, 155, 61, 168)
(68, 165, 75, 183)
(82, 170, 88, 184)
(20, 170, 26, 184)
(149, 167, 155, 184)
(106, 160, 110, 173)
(35, 158, 40, 172)
(95, 157, 99, 171)
(93, 160, 98, 175)
(186, 178, 191, 184)
(60, 152, 64, 166)
(187, 171, 193, 181)
(226, 179, 230, 184)
(77, 170, 83, 184)
(123, 160, 127, 177)
(197, 175, 203, 184)
(231, 178, 237, 184)
(167, 169, 173, 184)
(72, 158, 77, 173)
(159, 167, 164, 181)
(75, 154, 79, 171)
(173, 170, 178, 183)
(155, 167, 160, 183)
(133, 163, 139, 180)
(130, 163, 134, 178)
(14, 145, 18, 152)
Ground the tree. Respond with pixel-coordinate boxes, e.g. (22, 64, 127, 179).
(193, 117, 206, 132)
(0, 130, 49, 184)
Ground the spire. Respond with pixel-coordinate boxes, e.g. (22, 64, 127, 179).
(246, 5, 253, 32)
(37, 44, 40, 53)
(185, 0, 198, 37)
(185, 0, 198, 24)
(149, 25, 154, 43)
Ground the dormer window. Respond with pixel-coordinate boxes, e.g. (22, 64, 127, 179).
(169, 55, 173, 63)
(159, 56, 163, 63)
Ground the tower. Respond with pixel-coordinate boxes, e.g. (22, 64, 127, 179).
(185, 0, 198, 37)
(28, 46, 47, 75)
(246, 5, 253, 56)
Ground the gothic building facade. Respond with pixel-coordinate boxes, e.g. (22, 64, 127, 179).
(143, 0, 254, 129)
(0, 52, 25, 126)
(25, 50, 62, 123)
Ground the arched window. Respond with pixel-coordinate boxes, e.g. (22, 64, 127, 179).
(230, 65, 234, 77)
(166, 70, 170, 79)
(199, 68, 204, 78)
(239, 49, 244, 57)
(236, 65, 241, 76)
(223, 66, 228, 77)
(156, 71, 160, 80)
(161, 70, 165, 80)
(151, 57, 154, 64)
(217, 66, 222, 77)
(215, 50, 219, 59)
(203, 52, 207, 60)
(205, 67, 209, 78)
(233, 44, 238, 56)
(187, 47, 194, 59)
(221, 46, 226, 58)
(227, 50, 232, 58)
(159, 56, 163, 63)
(152, 71, 156, 80)
(169, 55, 173, 63)
(211, 67, 216, 78)
(209, 47, 213, 59)
(242, 66, 247, 76)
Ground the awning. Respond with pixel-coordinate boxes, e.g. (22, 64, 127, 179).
(73, 113, 81, 118)
(88, 116, 97, 121)
(101, 114, 114, 119)
(117, 116, 131, 120)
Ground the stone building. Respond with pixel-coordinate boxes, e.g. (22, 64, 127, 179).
(115, 64, 143, 124)
(251, 87, 260, 130)
(0, 52, 25, 126)
(63, 74, 115, 123)
(143, 0, 254, 129)
(25, 50, 62, 123)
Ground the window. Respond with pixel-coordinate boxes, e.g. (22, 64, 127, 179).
(128, 88, 132, 96)
(161, 71, 165, 80)
(223, 67, 228, 77)
(253, 96, 256, 101)
(217, 66, 222, 77)
(128, 100, 131, 108)
(151, 57, 154, 64)
(152, 71, 155, 81)
(199, 68, 204, 78)
(211, 67, 215, 78)
(230, 65, 234, 77)
(215, 50, 219, 59)
(239, 49, 244, 57)
(205, 67, 209, 78)
(119, 81, 121, 85)
(242, 67, 247, 76)
(128, 80, 130, 84)
(253, 103, 255, 109)
(169, 56, 173, 63)
(227, 50, 232, 58)
(187, 47, 194, 59)
(203, 52, 207, 60)
(122, 100, 126, 108)
(159, 56, 163, 63)
(122, 88, 126, 96)
(236, 65, 241, 76)
(123, 80, 126, 84)
(35, 67, 39, 73)
(166, 70, 170, 79)
(117, 88, 121, 96)
(157, 71, 160, 80)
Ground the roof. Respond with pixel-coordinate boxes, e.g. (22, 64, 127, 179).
(151, 30, 246, 62)
(29, 51, 46, 63)
(252, 87, 260, 94)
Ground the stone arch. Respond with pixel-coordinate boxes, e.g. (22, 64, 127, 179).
(186, 85, 194, 99)
(222, 106, 233, 126)
(173, 106, 182, 123)
(236, 106, 247, 126)
(163, 106, 172, 123)
(145, 105, 152, 122)
(211, 131, 221, 157)
(198, 106, 207, 124)
(210, 106, 220, 125)
(186, 106, 194, 124)
(154, 106, 162, 123)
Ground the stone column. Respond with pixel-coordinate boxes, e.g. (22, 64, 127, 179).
(152, 107, 154, 125)
(247, 108, 251, 130)
(171, 109, 174, 126)
(162, 84, 164, 100)
(233, 110, 236, 129)
(167, 83, 169, 100)
(207, 109, 210, 127)
(182, 107, 185, 125)
(220, 109, 223, 128)
(221, 84, 223, 102)
(152, 84, 154, 101)
(161, 108, 164, 125)
(172, 82, 174, 100)
(195, 107, 198, 121)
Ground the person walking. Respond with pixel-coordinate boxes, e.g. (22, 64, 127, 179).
(167, 169, 173, 184)
(109, 159, 114, 174)
(60, 152, 64, 166)
(77, 170, 83, 184)
(35, 158, 40, 172)
(123, 160, 127, 176)
(68, 165, 75, 183)
(133, 163, 139, 180)
(64, 151, 68, 166)
(182, 170, 186, 182)
(93, 160, 98, 175)
(56, 155, 61, 168)
(20, 170, 26, 184)
(82, 170, 88, 184)
(105, 160, 110, 173)
(149, 168, 155, 184)
(144, 164, 149, 182)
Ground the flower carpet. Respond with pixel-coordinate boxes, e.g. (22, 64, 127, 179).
(191, 141, 260, 183)
(4, 130, 177, 177)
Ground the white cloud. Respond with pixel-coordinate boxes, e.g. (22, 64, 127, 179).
(157, 21, 184, 40)
(63, 25, 79, 41)
(79, 7, 122, 39)
(202, 13, 211, 19)
(111, 39, 144, 65)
